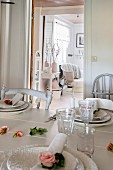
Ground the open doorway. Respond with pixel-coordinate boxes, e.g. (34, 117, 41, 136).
(42, 14, 84, 97)
(33, 5, 84, 108)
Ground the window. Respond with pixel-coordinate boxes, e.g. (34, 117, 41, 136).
(54, 21, 71, 64)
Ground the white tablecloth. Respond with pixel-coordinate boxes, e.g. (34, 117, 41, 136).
(0, 108, 113, 169)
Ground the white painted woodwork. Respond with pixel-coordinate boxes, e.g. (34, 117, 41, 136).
(33, 52, 40, 90)
(5, 88, 52, 110)
(34, 8, 43, 91)
(84, 0, 113, 99)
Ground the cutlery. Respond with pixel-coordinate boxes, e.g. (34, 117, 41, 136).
(45, 114, 56, 122)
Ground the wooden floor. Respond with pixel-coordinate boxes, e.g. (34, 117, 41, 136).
(37, 87, 83, 110)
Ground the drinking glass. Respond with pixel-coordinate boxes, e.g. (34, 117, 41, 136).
(56, 108, 75, 135)
(78, 100, 95, 131)
(76, 127, 95, 158)
(70, 96, 76, 109)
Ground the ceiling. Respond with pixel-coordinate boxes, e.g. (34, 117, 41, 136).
(34, 0, 84, 7)
(58, 14, 84, 24)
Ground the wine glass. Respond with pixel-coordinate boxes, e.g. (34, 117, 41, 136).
(78, 100, 95, 131)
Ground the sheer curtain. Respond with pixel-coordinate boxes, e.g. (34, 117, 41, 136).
(54, 21, 70, 64)
(0, 0, 32, 90)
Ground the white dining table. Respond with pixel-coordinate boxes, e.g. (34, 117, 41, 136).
(0, 107, 113, 170)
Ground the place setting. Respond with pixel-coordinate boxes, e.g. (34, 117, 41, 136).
(0, 106, 98, 170)
(0, 133, 98, 170)
(0, 93, 32, 116)
(74, 99, 113, 127)
(55, 108, 98, 170)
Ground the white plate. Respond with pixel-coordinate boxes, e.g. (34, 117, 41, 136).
(0, 103, 32, 117)
(0, 102, 29, 112)
(74, 111, 113, 127)
(75, 113, 111, 124)
(1, 145, 98, 170)
(75, 108, 111, 124)
(0, 100, 25, 109)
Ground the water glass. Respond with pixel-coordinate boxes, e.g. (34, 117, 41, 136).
(76, 127, 95, 158)
(70, 96, 76, 109)
(56, 108, 75, 135)
(78, 100, 95, 130)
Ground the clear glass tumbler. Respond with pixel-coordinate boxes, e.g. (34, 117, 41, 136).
(56, 108, 75, 135)
(78, 100, 95, 131)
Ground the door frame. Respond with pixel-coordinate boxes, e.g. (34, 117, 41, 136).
(32, 5, 85, 94)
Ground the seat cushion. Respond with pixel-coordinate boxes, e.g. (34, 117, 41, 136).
(72, 78, 83, 92)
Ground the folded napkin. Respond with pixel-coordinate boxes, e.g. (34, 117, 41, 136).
(47, 133, 67, 154)
(85, 98, 99, 111)
(31, 133, 67, 170)
(12, 93, 23, 105)
(86, 98, 113, 111)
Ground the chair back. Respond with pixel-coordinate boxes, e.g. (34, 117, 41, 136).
(63, 71, 74, 85)
(61, 63, 81, 79)
(5, 88, 52, 110)
(92, 73, 113, 100)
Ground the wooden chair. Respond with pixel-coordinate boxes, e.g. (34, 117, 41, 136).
(92, 73, 113, 100)
(4, 88, 52, 110)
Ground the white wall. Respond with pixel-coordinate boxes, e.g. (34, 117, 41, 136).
(73, 24, 84, 77)
(84, 0, 113, 98)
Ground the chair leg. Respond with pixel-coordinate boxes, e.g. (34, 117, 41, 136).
(45, 92, 52, 110)
(61, 85, 63, 95)
(37, 98, 41, 109)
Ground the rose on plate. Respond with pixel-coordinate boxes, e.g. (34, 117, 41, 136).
(38, 151, 65, 169)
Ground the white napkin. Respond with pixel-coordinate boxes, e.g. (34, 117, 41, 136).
(85, 98, 99, 111)
(86, 98, 113, 111)
(47, 133, 67, 154)
(31, 133, 67, 170)
(12, 93, 23, 105)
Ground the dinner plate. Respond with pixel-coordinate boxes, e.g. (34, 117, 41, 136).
(75, 108, 108, 119)
(0, 100, 25, 109)
(75, 113, 111, 124)
(74, 111, 113, 127)
(1, 145, 98, 170)
(0, 102, 29, 112)
(75, 108, 111, 124)
(0, 102, 32, 117)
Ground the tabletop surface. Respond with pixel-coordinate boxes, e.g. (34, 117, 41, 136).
(0, 107, 113, 170)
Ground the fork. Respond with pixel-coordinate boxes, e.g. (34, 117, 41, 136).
(45, 114, 56, 122)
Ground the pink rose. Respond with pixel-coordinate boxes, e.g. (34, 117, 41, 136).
(17, 131, 23, 137)
(13, 131, 23, 138)
(0, 126, 9, 135)
(39, 152, 55, 167)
